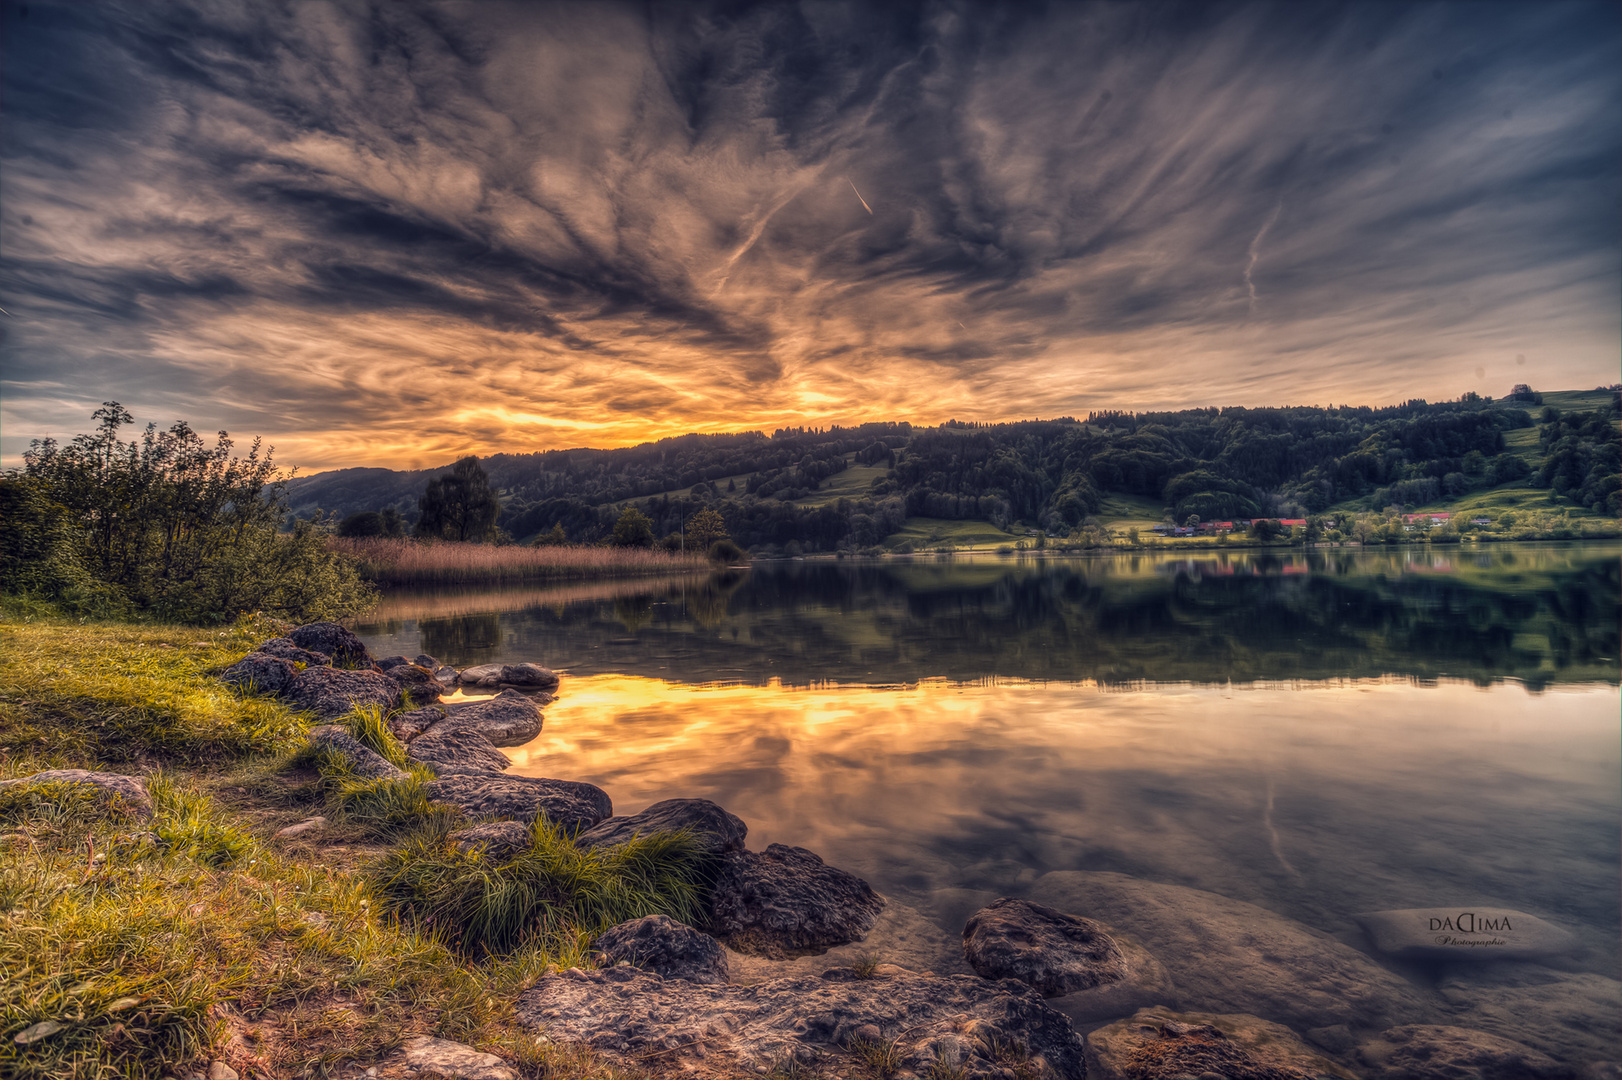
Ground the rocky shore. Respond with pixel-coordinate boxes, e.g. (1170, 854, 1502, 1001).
(5, 621, 1615, 1080)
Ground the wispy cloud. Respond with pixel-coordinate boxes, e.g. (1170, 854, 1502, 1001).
(1, 1, 1617, 470)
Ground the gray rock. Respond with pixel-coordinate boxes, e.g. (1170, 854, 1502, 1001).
(253, 637, 332, 667)
(516, 965, 1086, 1078)
(1029, 871, 1429, 1033)
(458, 663, 504, 685)
(1357, 1024, 1574, 1080)
(423, 773, 610, 832)
(594, 915, 730, 984)
(1086, 1008, 1357, 1080)
(450, 821, 532, 861)
(576, 798, 748, 857)
(1437, 964, 1622, 1064)
(287, 622, 372, 667)
(281, 667, 401, 721)
(307, 726, 406, 782)
(431, 664, 460, 686)
(374, 655, 412, 670)
(388, 705, 445, 742)
(394, 1036, 517, 1080)
(413, 653, 440, 670)
(219, 652, 296, 695)
(206, 1062, 239, 1080)
(408, 728, 512, 775)
(499, 662, 559, 690)
(962, 897, 1129, 996)
(1354, 907, 1581, 962)
(709, 843, 886, 959)
(381, 663, 443, 706)
(0, 769, 153, 820)
(275, 816, 326, 838)
(440, 690, 544, 746)
(725, 897, 976, 985)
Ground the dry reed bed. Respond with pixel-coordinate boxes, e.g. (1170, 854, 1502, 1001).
(328, 537, 706, 585)
(366, 574, 713, 622)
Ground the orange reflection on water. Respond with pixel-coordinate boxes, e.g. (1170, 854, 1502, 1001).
(494, 674, 1619, 950)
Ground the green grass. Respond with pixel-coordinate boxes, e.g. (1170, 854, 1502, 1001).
(0, 611, 666, 1079)
(882, 517, 1023, 552)
(372, 817, 712, 958)
(787, 461, 891, 508)
(1095, 491, 1169, 526)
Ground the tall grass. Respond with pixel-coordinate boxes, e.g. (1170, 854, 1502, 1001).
(329, 537, 706, 586)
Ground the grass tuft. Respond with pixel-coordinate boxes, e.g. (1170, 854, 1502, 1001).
(372, 817, 713, 956)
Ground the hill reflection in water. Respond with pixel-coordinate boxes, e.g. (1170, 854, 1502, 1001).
(357, 543, 1620, 689)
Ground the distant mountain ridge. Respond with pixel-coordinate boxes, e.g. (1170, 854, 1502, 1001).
(283, 388, 1620, 549)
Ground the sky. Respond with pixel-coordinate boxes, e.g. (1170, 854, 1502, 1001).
(2, 1, 1618, 473)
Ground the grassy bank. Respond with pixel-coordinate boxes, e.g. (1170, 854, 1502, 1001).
(329, 537, 706, 586)
(0, 608, 689, 1079)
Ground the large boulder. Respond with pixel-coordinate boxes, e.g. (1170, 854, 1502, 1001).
(499, 663, 559, 690)
(307, 726, 406, 782)
(281, 667, 401, 721)
(1029, 871, 1430, 1033)
(440, 690, 544, 746)
(1354, 907, 1581, 962)
(962, 897, 1173, 1025)
(219, 652, 297, 696)
(253, 637, 332, 667)
(1086, 1008, 1357, 1080)
(593, 915, 730, 985)
(708, 843, 885, 959)
(458, 663, 503, 686)
(287, 622, 372, 667)
(516, 966, 1087, 1078)
(0, 769, 153, 820)
(407, 728, 512, 775)
(423, 773, 610, 833)
(575, 798, 748, 857)
(1356, 1024, 1573, 1080)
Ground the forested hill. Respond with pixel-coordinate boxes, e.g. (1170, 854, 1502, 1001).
(285, 389, 1621, 550)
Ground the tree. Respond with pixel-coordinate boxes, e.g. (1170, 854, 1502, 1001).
(532, 523, 567, 547)
(612, 506, 654, 547)
(337, 511, 386, 537)
(686, 507, 729, 551)
(416, 456, 501, 542)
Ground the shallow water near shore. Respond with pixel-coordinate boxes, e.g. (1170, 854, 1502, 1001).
(356, 542, 1621, 1052)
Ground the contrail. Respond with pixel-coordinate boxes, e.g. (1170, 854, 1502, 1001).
(1245, 199, 1284, 315)
(847, 177, 873, 215)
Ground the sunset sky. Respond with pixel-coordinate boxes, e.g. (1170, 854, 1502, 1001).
(2, 1, 1618, 473)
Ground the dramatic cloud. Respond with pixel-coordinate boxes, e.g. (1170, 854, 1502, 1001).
(2, 1, 1618, 470)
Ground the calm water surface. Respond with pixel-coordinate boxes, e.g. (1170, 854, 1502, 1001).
(355, 544, 1621, 980)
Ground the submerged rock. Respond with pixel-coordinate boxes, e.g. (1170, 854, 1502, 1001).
(726, 897, 976, 985)
(1354, 907, 1581, 962)
(963, 896, 1129, 996)
(1029, 871, 1429, 1033)
(307, 725, 405, 782)
(281, 667, 401, 721)
(1436, 963, 1622, 1065)
(709, 843, 886, 958)
(593, 915, 730, 985)
(516, 965, 1087, 1078)
(0, 769, 153, 820)
(1086, 1008, 1357, 1080)
(287, 622, 372, 667)
(219, 652, 297, 695)
(576, 798, 748, 857)
(1356, 1024, 1572, 1080)
(423, 773, 610, 832)
(440, 689, 544, 745)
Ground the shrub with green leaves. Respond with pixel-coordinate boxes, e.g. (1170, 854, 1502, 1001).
(372, 818, 712, 956)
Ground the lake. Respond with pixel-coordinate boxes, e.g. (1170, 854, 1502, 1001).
(355, 542, 1620, 1060)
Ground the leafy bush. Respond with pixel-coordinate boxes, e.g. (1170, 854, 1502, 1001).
(3, 403, 375, 625)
